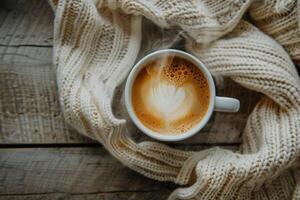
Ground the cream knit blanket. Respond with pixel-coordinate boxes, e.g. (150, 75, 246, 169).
(49, 0, 300, 199)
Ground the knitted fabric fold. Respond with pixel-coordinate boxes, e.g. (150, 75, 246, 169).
(249, 0, 300, 67)
(50, 0, 300, 199)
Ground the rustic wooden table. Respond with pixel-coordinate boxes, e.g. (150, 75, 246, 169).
(0, 0, 260, 199)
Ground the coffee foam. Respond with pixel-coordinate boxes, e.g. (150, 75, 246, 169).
(132, 56, 210, 135)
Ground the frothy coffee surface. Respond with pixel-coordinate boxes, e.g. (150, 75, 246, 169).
(132, 56, 210, 135)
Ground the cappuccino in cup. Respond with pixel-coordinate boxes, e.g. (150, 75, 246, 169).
(132, 56, 210, 135)
(125, 49, 240, 142)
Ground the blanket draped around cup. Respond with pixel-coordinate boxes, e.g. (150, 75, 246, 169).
(48, 0, 300, 199)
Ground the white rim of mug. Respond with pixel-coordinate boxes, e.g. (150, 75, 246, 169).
(125, 49, 216, 142)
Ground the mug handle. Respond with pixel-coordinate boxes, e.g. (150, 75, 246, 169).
(214, 96, 240, 112)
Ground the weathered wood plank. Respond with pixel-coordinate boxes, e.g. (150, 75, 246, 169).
(0, 146, 237, 198)
(0, 0, 92, 144)
(0, 0, 53, 46)
(0, 61, 91, 144)
(0, 147, 176, 196)
(0, 0, 260, 144)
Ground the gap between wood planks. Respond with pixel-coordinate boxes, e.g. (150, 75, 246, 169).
(0, 191, 171, 200)
(0, 44, 53, 48)
(0, 190, 172, 200)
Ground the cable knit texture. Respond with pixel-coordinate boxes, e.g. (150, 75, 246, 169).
(249, 0, 300, 67)
(49, 0, 300, 199)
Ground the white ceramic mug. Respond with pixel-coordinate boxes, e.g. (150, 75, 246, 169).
(125, 49, 240, 142)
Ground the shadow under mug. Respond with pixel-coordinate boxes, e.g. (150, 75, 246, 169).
(125, 49, 240, 142)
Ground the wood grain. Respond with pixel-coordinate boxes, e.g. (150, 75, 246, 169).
(0, 0, 53, 46)
(0, 147, 175, 197)
(0, 146, 237, 199)
(0, 0, 260, 144)
(0, 0, 92, 144)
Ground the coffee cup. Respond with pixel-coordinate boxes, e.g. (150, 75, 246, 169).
(125, 49, 240, 141)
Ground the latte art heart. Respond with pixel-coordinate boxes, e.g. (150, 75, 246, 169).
(131, 56, 210, 134)
(149, 83, 185, 117)
(147, 82, 195, 122)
